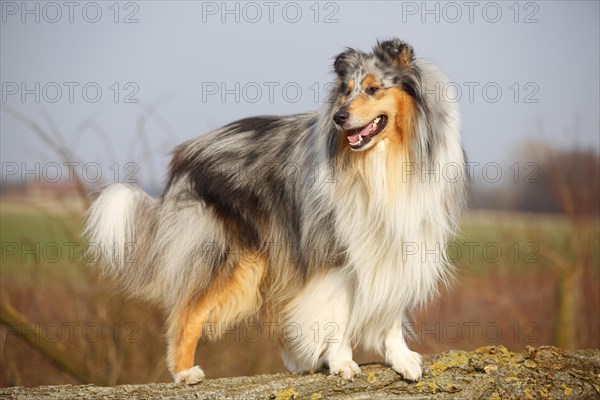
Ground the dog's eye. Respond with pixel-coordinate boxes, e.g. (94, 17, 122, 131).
(366, 86, 379, 95)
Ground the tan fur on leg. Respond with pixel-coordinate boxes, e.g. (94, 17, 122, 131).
(166, 253, 266, 383)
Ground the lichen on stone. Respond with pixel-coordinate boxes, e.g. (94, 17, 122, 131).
(274, 387, 298, 400)
(366, 372, 378, 384)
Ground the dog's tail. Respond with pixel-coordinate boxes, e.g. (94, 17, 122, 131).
(84, 184, 161, 302)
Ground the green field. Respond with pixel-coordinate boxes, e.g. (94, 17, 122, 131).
(1, 203, 84, 280)
(455, 211, 598, 274)
(2, 202, 595, 274)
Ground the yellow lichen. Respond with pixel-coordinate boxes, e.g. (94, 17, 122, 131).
(367, 372, 378, 384)
(430, 362, 447, 376)
(430, 352, 469, 376)
(310, 393, 323, 400)
(561, 384, 573, 396)
(428, 381, 439, 393)
(275, 387, 299, 400)
(447, 352, 469, 367)
(505, 376, 520, 382)
(524, 387, 535, 399)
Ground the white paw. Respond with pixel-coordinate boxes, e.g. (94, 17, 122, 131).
(329, 360, 361, 380)
(388, 350, 422, 381)
(174, 366, 205, 385)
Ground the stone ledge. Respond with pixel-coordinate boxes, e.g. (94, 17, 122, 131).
(2, 346, 599, 399)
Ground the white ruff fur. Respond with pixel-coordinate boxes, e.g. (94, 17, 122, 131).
(281, 61, 463, 374)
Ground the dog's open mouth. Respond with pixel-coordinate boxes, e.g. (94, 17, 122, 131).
(346, 115, 388, 150)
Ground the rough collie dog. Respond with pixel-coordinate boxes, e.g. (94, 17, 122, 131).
(85, 38, 467, 384)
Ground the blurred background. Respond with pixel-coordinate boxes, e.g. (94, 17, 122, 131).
(1, 0, 598, 387)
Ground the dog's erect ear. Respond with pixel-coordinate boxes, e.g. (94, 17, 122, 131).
(374, 39, 414, 67)
(333, 48, 358, 77)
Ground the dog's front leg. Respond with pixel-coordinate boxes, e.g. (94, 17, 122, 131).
(325, 334, 361, 380)
(383, 317, 422, 381)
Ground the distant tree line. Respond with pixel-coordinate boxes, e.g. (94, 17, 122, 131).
(470, 144, 599, 215)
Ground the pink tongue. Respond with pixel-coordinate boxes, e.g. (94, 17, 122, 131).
(347, 123, 373, 144)
(347, 132, 361, 144)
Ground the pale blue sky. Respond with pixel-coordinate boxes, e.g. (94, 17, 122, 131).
(1, 1, 599, 189)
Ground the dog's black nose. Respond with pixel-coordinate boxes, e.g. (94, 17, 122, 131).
(333, 110, 349, 125)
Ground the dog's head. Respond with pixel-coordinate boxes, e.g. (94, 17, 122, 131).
(331, 39, 420, 152)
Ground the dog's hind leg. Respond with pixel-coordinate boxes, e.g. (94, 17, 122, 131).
(166, 301, 207, 384)
(166, 253, 266, 384)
